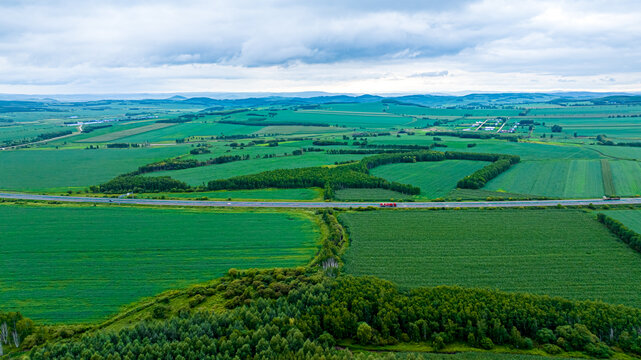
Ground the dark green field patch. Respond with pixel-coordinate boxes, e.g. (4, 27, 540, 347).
(341, 209, 641, 307)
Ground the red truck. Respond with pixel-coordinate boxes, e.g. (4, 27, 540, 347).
(379, 203, 397, 207)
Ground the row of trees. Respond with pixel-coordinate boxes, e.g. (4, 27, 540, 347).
(203, 150, 519, 196)
(28, 273, 641, 359)
(98, 175, 190, 193)
(0, 129, 73, 147)
(597, 135, 641, 147)
(597, 213, 641, 253)
(425, 131, 519, 141)
(313, 140, 348, 146)
(95, 149, 519, 196)
(206, 164, 421, 195)
(126, 155, 250, 176)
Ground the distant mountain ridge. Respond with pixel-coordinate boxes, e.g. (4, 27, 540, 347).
(0, 92, 640, 111)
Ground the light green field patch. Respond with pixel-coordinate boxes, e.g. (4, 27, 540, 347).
(0, 146, 190, 191)
(77, 123, 176, 142)
(485, 160, 605, 198)
(601, 209, 641, 234)
(370, 160, 488, 199)
(140, 188, 321, 201)
(253, 125, 348, 135)
(334, 188, 414, 201)
(0, 204, 319, 323)
(610, 160, 641, 196)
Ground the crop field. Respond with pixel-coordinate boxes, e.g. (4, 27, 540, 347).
(601, 210, 641, 234)
(264, 109, 414, 128)
(117, 122, 263, 143)
(150, 152, 368, 185)
(333, 188, 414, 201)
(0, 122, 68, 144)
(139, 188, 321, 200)
(253, 125, 348, 135)
(610, 160, 641, 196)
(367, 135, 602, 160)
(0, 146, 190, 191)
(77, 122, 176, 142)
(0, 204, 319, 323)
(341, 209, 641, 307)
(371, 160, 488, 199)
(485, 159, 605, 198)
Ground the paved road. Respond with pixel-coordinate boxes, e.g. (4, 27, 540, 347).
(2, 192, 640, 208)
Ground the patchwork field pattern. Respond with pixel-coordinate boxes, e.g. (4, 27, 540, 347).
(341, 209, 641, 307)
(0, 205, 319, 323)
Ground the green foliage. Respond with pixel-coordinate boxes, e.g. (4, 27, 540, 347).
(357, 322, 373, 344)
(29, 275, 641, 359)
(597, 212, 641, 252)
(99, 175, 190, 193)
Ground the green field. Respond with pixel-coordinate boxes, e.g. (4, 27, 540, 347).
(371, 160, 488, 199)
(485, 159, 605, 198)
(610, 160, 641, 196)
(139, 188, 321, 201)
(150, 152, 367, 185)
(117, 122, 263, 143)
(0, 146, 190, 191)
(601, 210, 641, 234)
(334, 188, 414, 201)
(77, 122, 175, 142)
(0, 204, 319, 323)
(341, 209, 641, 307)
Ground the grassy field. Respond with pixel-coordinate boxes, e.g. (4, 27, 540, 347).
(138, 188, 321, 201)
(610, 160, 641, 196)
(334, 188, 414, 201)
(150, 152, 367, 185)
(485, 160, 605, 198)
(77, 122, 175, 142)
(601, 159, 616, 196)
(340, 209, 641, 307)
(601, 210, 641, 234)
(371, 160, 488, 199)
(0, 146, 190, 191)
(117, 122, 263, 143)
(0, 204, 319, 323)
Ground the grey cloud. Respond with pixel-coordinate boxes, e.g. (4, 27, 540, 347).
(1, 0, 641, 93)
(410, 71, 449, 78)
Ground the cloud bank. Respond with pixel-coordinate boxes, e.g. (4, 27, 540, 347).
(0, 0, 640, 94)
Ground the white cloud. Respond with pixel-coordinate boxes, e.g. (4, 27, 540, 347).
(0, 0, 639, 94)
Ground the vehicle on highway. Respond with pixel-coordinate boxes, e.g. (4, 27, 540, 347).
(380, 202, 397, 207)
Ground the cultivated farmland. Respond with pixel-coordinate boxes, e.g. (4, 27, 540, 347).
(371, 160, 488, 199)
(0, 204, 319, 323)
(485, 160, 605, 198)
(340, 209, 641, 307)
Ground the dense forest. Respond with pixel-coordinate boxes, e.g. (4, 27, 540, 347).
(25, 273, 641, 359)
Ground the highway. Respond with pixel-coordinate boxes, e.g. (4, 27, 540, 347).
(1, 192, 640, 208)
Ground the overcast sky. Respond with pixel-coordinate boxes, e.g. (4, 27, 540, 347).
(1, 0, 640, 95)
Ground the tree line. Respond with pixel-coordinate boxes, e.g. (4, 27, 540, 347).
(597, 213, 641, 253)
(97, 175, 190, 193)
(94, 149, 519, 196)
(27, 272, 641, 359)
(0, 129, 73, 148)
